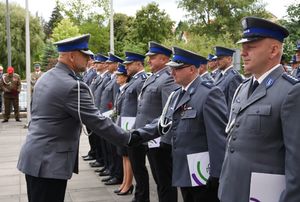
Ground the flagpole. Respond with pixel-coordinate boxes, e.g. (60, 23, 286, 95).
(25, 0, 31, 125)
(110, 0, 114, 54)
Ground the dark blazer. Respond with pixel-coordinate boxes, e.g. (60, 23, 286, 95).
(218, 66, 300, 202)
(17, 62, 128, 180)
(214, 66, 243, 110)
(135, 67, 179, 144)
(99, 75, 119, 113)
(121, 71, 147, 117)
(83, 67, 97, 86)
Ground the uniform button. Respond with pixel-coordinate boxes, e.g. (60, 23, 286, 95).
(235, 124, 239, 128)
(232, 135, 237, 141)
(232, 108, 235, 111)
(230, 148, 234, 153)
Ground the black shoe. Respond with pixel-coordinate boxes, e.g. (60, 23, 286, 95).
(101, 176, 113, 182)
(2, 119, 8, 123)
(84, 155, 96, 161)
(82, 154, 89, 158)
(99, 169, 110, 176)
(117, 185, 134, 195)
(89, 161, 103, 167)
(114, 188, 122, 193)
(104, 177, 122, 185)
(16, 119, 21, 122)
(95, 167, 106, 173)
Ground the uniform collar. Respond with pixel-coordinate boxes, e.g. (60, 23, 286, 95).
(254, 64, 280, 84)
(221, 65, 233, 75)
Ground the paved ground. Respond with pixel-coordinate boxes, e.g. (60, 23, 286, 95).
(0, 119, 183, 202)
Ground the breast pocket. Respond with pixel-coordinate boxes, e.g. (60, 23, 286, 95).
(244, 105, 271, 134)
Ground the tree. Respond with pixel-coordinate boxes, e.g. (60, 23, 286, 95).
(279, 3, 300, 61)
(126, 2, 174, 52)
(40, 40, 58, 71)
(79, 17, 110, 55)
(164, 32, 236, 57)
(178, 0, 270, 42)
(51, 18, 80, 42)
(44, 0, 63, 38)
(113, 13, 134, 56)
(0, 2, 45, 78)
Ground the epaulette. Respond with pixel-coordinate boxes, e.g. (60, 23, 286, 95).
(141, 73, 148, 80)
(243, 77, 251, 83)
(282, 73, 299, 85)
(201, 80, 214, 89)
(230, 69, 239, 75)
(69, 73, 83, 81)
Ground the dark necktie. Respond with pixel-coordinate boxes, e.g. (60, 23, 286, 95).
(248, 80, 259, 97)
(216, 72, 223, 82)
(176, 89, 186, 107)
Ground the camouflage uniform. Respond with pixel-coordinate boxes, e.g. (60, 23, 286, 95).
(0, 73, 21, 121)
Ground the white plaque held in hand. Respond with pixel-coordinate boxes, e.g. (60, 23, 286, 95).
(187, 151, 210, 187)
(249, 172, 285, 202)
(121, 117, 136, 131)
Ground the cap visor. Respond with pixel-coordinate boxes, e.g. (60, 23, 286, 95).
(116, 71, 125, 75)
(237, 37, 264, 44)
(166, 61, 185, 68)
(123, 60, 134, 64)
(80, 50, 94, 56)
(145, 52, 157, 56)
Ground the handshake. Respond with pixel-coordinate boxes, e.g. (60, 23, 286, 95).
(127, 130, 144, 147)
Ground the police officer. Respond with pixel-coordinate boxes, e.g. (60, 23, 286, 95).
(113, 64, 134, 195)
(218, 17, 300, 202)
(131, 47, 228, 202)
(135, 41, 179, 202)
(99, 53, 124, 185)
(82, 54, 109, 165)
(17, 34, 132, 202)
(199, 58, 214, 82)
(207, 54, 219, 79)
(214, 46, 243, 110)
(0, 66, 21, 122)
(121, 51, 149, 201)
(291, 40, 300, 78)
(82, 56, 97, 86)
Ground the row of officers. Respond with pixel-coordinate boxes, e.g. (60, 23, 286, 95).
(81, 41, 243, 201)
(17, 16, 300, 202)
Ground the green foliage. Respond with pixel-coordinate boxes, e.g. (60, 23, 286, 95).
(79, 19, 110, 55)
(91, 0, 110, 18)
(178, 0, 270, 42)
(126, 2, 174, 51)
(44, 0, 63, 39)
(278, 3, 300, 61)
(51, 18, 80, 42)
(0, 2, 45, 79)
(113, 13, 134, 56)
(164, 33, 236, 57)
(60, 0, 92, 25)
(40, 40, 58, 71)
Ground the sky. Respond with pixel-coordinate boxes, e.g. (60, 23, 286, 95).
(1, 0, 298, 23)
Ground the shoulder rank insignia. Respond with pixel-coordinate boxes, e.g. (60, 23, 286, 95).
(201, 80, 214, 89)
(282, 73, 299, 85)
